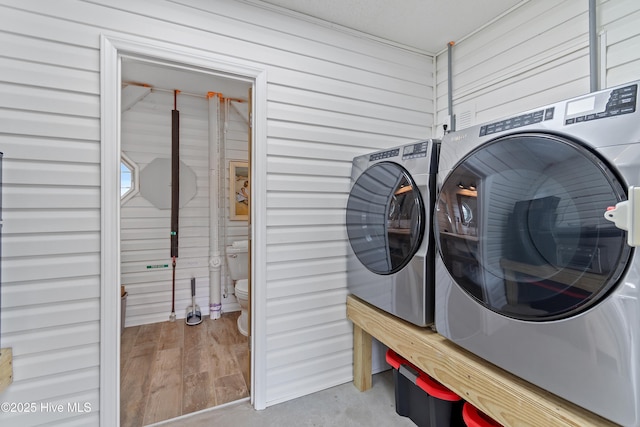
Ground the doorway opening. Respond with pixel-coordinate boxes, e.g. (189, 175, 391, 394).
(100, 37, 266, 425)
(117, 58, 252, 425)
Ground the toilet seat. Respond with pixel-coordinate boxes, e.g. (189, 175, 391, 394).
(235, 279, 249, 298)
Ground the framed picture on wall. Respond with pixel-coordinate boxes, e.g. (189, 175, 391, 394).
(230, 160, 249, 221)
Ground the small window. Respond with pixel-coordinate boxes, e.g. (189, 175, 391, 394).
(121, 152, 138, 204)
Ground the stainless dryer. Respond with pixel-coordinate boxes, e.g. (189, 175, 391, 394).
(346, 140, 440, 326)
(434, 81, 640, 425)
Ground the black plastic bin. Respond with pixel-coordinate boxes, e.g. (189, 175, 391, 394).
(462, 402, 503, 427)
(387, 349, 465, 427)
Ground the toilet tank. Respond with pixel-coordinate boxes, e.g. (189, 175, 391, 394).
(225, 240, 248, 281)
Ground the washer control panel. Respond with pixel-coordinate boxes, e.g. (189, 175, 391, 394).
(480, 108, 555, 136)
(477, 83, 638, 137)
(564, 83, 637, 125)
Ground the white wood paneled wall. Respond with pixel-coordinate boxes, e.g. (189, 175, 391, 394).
(436, 0, 640, 131)
(0, 0, 433, 423)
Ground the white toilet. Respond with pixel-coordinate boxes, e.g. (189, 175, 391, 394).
(225, 240, 249, 336)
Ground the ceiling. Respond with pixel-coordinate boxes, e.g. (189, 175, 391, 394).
(122, 0, 525, 98)
(252, 0, 525, 53)
(121, 57, 252, 100)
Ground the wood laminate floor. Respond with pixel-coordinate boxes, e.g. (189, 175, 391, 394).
(120, 312, 249, 427)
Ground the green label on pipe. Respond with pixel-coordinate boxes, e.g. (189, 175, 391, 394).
(147, 264, 169, 269)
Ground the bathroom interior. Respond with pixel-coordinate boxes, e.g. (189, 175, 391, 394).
(117, 58, 253, 426)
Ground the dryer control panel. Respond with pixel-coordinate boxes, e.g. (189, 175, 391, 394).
(402, 141, 428, 159)
(369, 148, 399, 161)
(564, 83, 637, 125)
(368, 141, 430, 161)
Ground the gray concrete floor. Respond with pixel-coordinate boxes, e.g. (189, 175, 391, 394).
(151, 370, 416, 426)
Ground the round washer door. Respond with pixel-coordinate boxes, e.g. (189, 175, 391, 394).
(347, 162, 425, 275)
(435, 133, 632, 321)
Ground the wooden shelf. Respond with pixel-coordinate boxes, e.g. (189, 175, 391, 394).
(0, 348, 13, 394)
(346, 294, 616, 427)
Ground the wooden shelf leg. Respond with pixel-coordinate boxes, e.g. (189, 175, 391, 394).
(353, 324, 372, 391)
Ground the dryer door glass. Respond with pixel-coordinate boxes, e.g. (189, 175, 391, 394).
(435, 133, 631, 321)
(347, 162, 425, 275)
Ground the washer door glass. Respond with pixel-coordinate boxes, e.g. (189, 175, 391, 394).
(435, 133, 631, 321)
(347, 162, 425, 275)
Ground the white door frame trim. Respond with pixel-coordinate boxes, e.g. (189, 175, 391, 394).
(100, 33, 268, 426)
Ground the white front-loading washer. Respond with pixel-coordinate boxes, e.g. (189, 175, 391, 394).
(434, 81, 640, 425)
(347, 139, 440, 326)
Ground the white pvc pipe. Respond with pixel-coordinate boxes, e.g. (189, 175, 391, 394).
(447, 41, 456, 132)
(599, 30, 607, 90)
(589, 0, 598, 92)
(208, 93, 222, 320)
(222, 98, 230, 299)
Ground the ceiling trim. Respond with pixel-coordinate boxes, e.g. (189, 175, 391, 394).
(237, 0, 434, 56)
